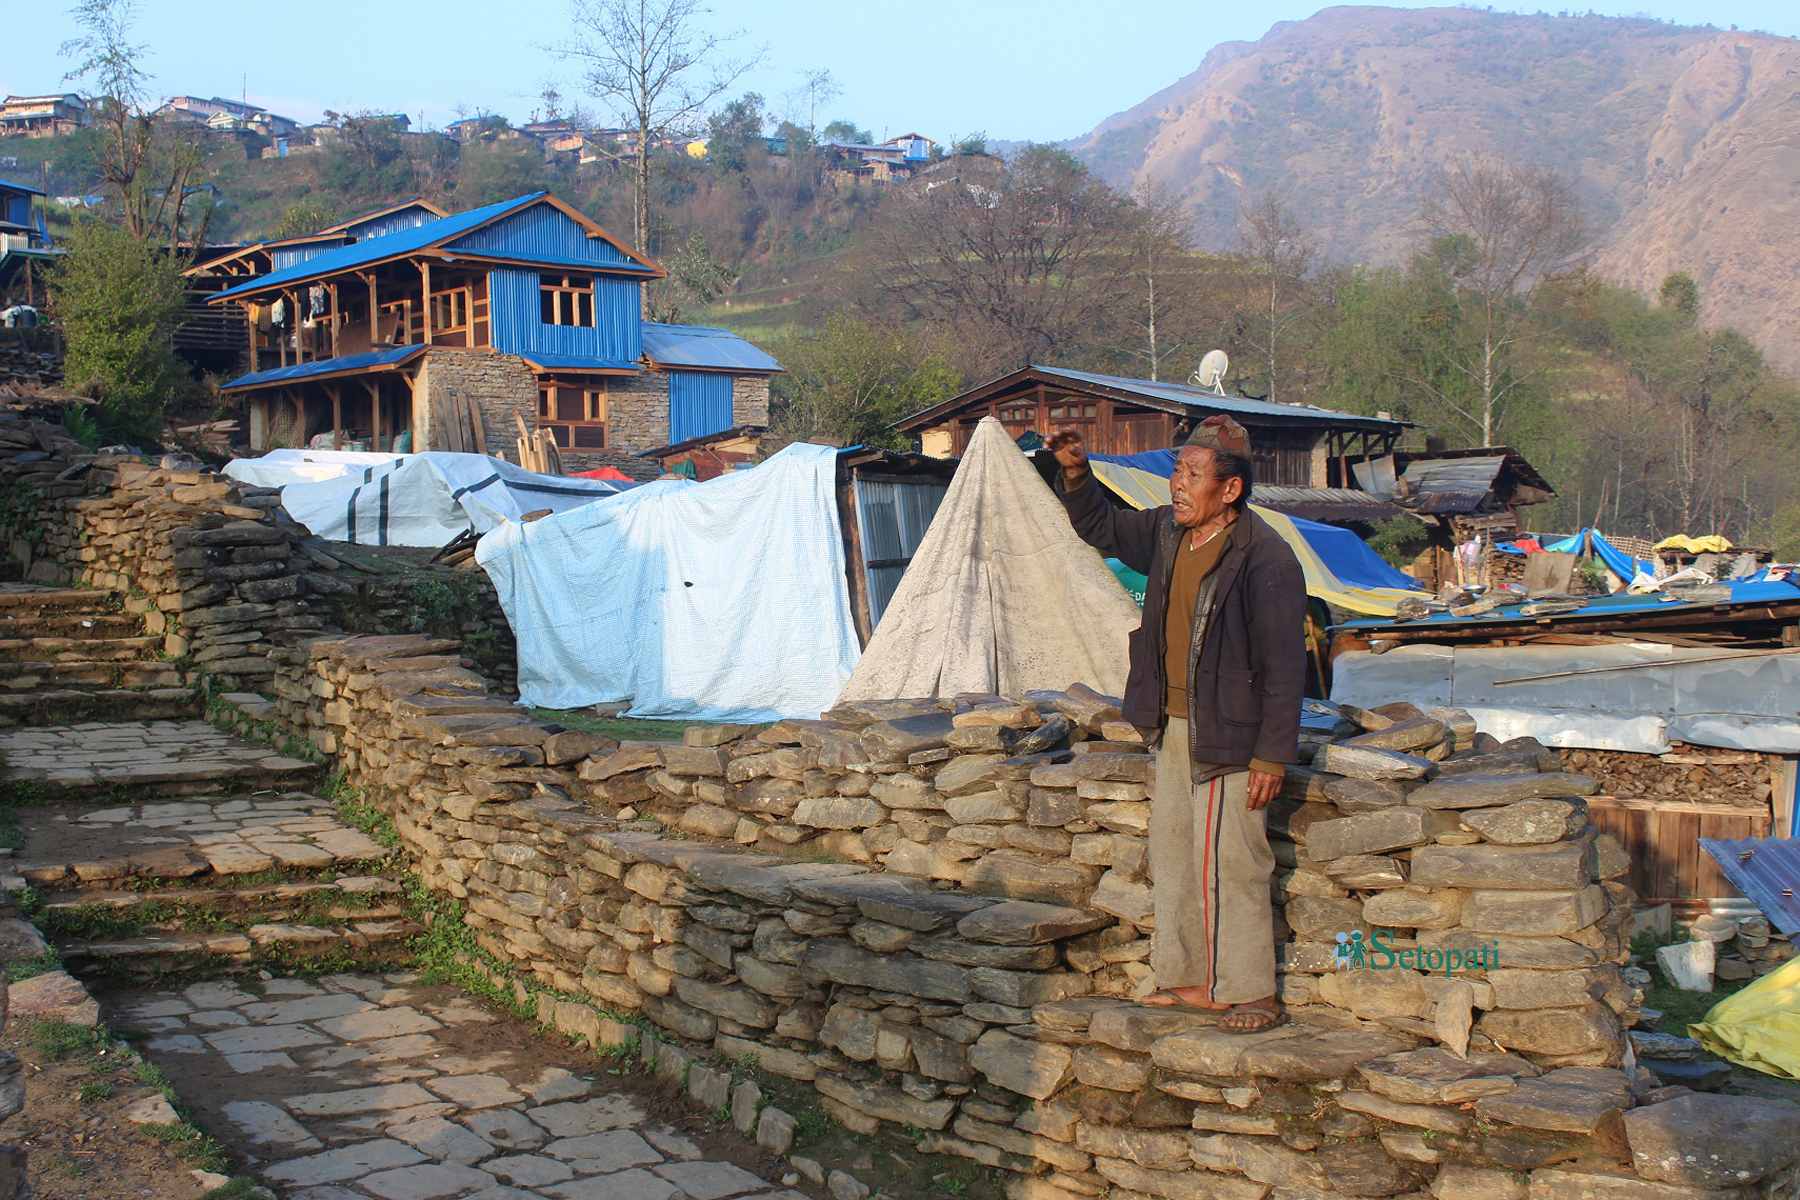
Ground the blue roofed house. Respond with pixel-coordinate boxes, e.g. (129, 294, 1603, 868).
(208, 192, 780, 473)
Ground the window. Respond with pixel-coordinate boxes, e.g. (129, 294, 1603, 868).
(537, 381, 608, 449)
(540, 274, 594, 326)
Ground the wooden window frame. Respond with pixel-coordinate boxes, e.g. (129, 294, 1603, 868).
(537, 379, 609, 449)
(540, 273, 595, 327)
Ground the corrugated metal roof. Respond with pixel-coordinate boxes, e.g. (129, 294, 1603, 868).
(642, 323, 783, 373)
(0, 178, 46, 196)
(214, 194, 545, 301)
(221, 345, 426, 390)
(520, 353, 641, 373)
(1030, 366, 1407, 428)
(1336, 578, 1800, 631)
(1701, 837, 1800, 934)
(1254, 486, 1405, 524)
(1415, 489, 1492, 514)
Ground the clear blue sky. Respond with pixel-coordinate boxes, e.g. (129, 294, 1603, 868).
(5, 0, 1799, 144)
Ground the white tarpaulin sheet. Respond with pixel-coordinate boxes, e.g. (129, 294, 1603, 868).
(223, 448, 400, 488)
(838, 416, 1140, 701)
(477, 443, 862, 721)
(266, 452, 633, 547)
(1332, 643, 1800, 754)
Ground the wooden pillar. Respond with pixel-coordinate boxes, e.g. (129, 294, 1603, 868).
(365, 378, 383, 451)
(290, 290, 304, 363)
(363, 272, 379, 345)
(420, 261, 433, 346)
(329, 383, 343, 450)
(328, 282, 340, 358)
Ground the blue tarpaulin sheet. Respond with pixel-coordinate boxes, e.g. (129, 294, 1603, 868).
(1541, 528, 1653, 582)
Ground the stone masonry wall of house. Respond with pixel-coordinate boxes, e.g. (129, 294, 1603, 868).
(733, 374, 771, 427)
(607, 370, 674, 454)
(262, 630, 1800, 1200)
(416, 350, 539, 457)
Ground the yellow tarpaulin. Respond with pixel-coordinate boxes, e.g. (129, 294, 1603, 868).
(1691, 955, 1800, 1080)
(1086, 460, 1423, 618)
(1654, 534, 1735, 554)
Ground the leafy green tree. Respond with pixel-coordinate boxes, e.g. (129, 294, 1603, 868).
(953, 132, 989, 155)
(644, 232, 737, 323)
(820, 120, 872, 145)
(455, 139, 552, 208)
(271, 200, 333, 239)
(771, 315, 958, 450)
(1658, 270, 1699, 325)
(319, 112, 412, 198)
(705, 93, 766, 173)
(48, 219, 190, 443)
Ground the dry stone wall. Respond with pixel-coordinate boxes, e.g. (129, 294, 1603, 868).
(271, 632, 1800, 1200)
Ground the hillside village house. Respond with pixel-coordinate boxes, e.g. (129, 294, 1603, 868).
(0, 95, 87, 138)
(897, 365, 1407, 490)
(206, 192, 779, 473)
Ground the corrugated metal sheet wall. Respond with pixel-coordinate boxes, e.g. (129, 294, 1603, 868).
(668, 371, 734, 443)
(448, 204, 637, 268)
(488, 267, 641, 362)
(854, 477, 950, 626)
(344, 209, 438, 241)
(271, 241, 345, 270)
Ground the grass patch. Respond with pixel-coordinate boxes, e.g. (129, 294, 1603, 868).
(5, 947, 61, 982)
(528, 707, 699, 743)
(199, 1179, 266, 1200)
(76, 1080, 113, 1104)
(142, 1120, 230, 1173)
(32, 1020, 108, 1063)
(323, 773, 401, 851)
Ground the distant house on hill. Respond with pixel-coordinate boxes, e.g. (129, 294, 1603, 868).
(895, 365, 1408, 490)
(0, 94, 88, 137)
(164, 95, 299, 138)
(0, 177, 55, 300)
(200, 192, 782, 473)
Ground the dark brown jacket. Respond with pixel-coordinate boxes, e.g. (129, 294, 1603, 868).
(1059, 469, 1306, 772)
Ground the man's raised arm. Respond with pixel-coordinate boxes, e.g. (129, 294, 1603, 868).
(1049, 429, 1162, 577)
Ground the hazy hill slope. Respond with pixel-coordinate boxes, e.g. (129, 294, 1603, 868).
(1070, 6, 1800, 369)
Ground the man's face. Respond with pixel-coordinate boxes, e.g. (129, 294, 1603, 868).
(1171, 446, 1242, 530)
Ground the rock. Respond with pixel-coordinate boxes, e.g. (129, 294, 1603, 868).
(963, 852, 1099, 903)
(1305, 807, 1434, 861)
(1239, 1028, 1418, 1082)
(970, 1029, 1074, 1100)
(6, 970, 99, 1026)
(1358, 1048, 1538, 1104)
(124, 1093, 180, 1124)
(798, 941, 972, 1002)
(1364, 888, 1463, 930)
(1622, 1093, 1800, 1187)
(1324, 777, 1412, 813)
(827, 1168, 871, 1200)
(1409, 773, 1599, 810)
(1474, 1066, 1630, 1133)
(1323, 855, 1409, 888)
(1430, 1165, 1526, 1200)
(685, 723, 761, 747)
(792, 797, 885, 828)
(1654, 939, 1715, 992)
(1074, 753, 1153, 783)
(956, 901, 1109, 945)
(1411, 842, 1593, 890)
(1628, 1031, 1701, 1062)
(1461, 799, 1588, 845)
(1088, 872, 1153, 924)
(1419, 930, 1599, 969)
(1013, 715, 1073, 756)
(1463, 886, 1607, 936)
(1475, 1003, 1622, 1058)
(1285, 895, 1369, 940)
(935, 754, 1008, 796)
(1524, 1167, 1742, 1199)
(858, 712, 959, 761)
(1343, 716, 1447, 752)
(1338, 1090, 1469, 1135)
(1486, 968, 1607, 1010)
(815, 1074, 957, 1130)
(1315, 743, 1433, 781)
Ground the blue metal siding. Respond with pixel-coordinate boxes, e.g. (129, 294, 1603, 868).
(271, 240, 347, 270)
(343, 209, 438, 241)
(641, 322, 783, 372)
(668, 371, 734, 443)
(488, 266, 641, 362)
(448, 204, 639, 270)
(1, 190, 31, 227)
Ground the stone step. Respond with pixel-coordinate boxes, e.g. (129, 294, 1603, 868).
(0, 586, 123, 618)
(0, 635, 164, 664)
(0, 687, 202, 727)
(0, 719, 321, 798)
(37, 877, 408, 935)
(57, 917, 423, 976)
(0, 612, 143, 639)
(0, 660, 187, 691)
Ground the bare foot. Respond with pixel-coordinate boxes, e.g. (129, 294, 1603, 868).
(1222, 995, 1283, 1031)
(1142, 988, 1229, 1010)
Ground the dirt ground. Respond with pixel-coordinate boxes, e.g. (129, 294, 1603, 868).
(0, 1018, 212, 1200)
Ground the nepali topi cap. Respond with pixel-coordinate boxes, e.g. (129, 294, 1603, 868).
(1184, 413, 1250, 457)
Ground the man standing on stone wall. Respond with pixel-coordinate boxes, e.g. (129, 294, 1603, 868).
(1050, 416, 1305, 1032)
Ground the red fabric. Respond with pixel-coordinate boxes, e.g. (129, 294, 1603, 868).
(1515, 538, 1543, 553)
(572, 467, 633, 481)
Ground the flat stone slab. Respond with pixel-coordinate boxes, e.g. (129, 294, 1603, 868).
(0, 719, 321, 790)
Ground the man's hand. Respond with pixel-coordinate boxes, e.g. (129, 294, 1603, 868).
(1246, 769, 1281, 811)
(1048, 428, 1088, 480)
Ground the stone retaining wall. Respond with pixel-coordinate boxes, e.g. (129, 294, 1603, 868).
(268, 632, 1800, 1200)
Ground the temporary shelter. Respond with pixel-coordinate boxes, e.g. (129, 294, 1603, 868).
(227, 450, 636, 547)
(1081, 450, 1426, 617)
(477, 443, 861, 721)
(839, 417, 1141, 701)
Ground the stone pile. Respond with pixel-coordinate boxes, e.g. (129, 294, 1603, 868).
(273, 633, 1800, 1200)
(1559, 745, 1776, 809)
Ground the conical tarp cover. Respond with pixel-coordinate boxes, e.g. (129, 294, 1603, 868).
(839, 416, 1140, 701)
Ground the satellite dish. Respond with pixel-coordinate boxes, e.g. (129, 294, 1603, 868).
(1192, 349, 1229, 394)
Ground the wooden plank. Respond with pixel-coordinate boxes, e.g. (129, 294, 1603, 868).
(421, 260, 433, 345)
(329, 383, 343, 451)
(328, 282, 340, 358)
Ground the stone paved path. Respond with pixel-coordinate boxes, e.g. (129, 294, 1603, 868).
(111, 974, 808, 1200)
(0, 719, 318, 794)
(16, 793, 391, 885)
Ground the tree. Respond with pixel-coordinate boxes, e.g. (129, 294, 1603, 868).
(1658, 270, 1699, 325)
(557, 0, 759, 262)
(1232, 193, 1320, 403)
(1126, 184, 1200, 383)
(456, 138, 553, 208)
(771, 314, 958, 450)
(781, 69, 839, 138)
(643, 232, 736, 323)
(704, 92, 765, 173)
(272, 200, 333, 239)
(60, 0, 209, 247)
(1413, 154, 1588, 444)
(48, 219, 190, 442)
(820, 119, 871, 145)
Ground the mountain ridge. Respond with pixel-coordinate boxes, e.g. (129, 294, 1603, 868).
(1067, 6, 1800, 370)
